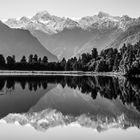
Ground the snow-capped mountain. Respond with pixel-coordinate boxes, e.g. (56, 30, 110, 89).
(4, 11, 140, 59)
(5, 11, 140, 33)
(5, 11, 80, 34)
(79, 12, 140, 31)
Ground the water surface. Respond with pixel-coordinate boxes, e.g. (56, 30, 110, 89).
(0, 76, 140, 139)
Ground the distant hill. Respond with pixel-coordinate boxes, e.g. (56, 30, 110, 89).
(0, 21, 58, 62)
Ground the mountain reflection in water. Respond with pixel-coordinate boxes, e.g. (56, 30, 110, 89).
(0, 76, 140, 132)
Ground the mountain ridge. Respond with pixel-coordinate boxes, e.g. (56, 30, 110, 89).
(4, 11, 140, 59)
(5, 11, 140, 33)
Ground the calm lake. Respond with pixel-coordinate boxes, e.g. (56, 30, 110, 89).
(0, 75, 140, 140)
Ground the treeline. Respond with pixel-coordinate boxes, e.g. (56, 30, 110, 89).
(0, 41, 140, 75)
(65, 40, 140, 75)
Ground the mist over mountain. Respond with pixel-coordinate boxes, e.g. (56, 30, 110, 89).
(0, 21, 58, 61)
(4, 11, 140, 59)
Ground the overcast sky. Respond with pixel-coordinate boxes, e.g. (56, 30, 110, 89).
(0, 0, 139, 19)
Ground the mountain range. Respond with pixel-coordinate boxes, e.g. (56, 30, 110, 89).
(4, 11, 140, 59)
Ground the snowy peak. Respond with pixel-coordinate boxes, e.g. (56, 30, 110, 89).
(78, 12, 139, 31)
(97, 11, 110, 18)
(5, 11, 80, 34)
(20, 16, 30, 23)
(4, 11, 140, 34)
(5, 17, 31, 29)
(79, 12, 120, 30)
(121, 15, 132, 21)
(5, 18, 19, 28)
(32, 11, 52, 21)
(62, 18, 79, 29)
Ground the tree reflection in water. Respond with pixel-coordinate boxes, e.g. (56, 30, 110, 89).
(0, 76, 140, 112)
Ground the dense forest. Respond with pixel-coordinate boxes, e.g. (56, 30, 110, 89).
(0, 41, 140, 75)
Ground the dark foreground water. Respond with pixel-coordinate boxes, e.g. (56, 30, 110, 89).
(0, 76, 140, 140)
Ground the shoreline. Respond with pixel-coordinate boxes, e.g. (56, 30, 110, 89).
(0, 70, 124, 77)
